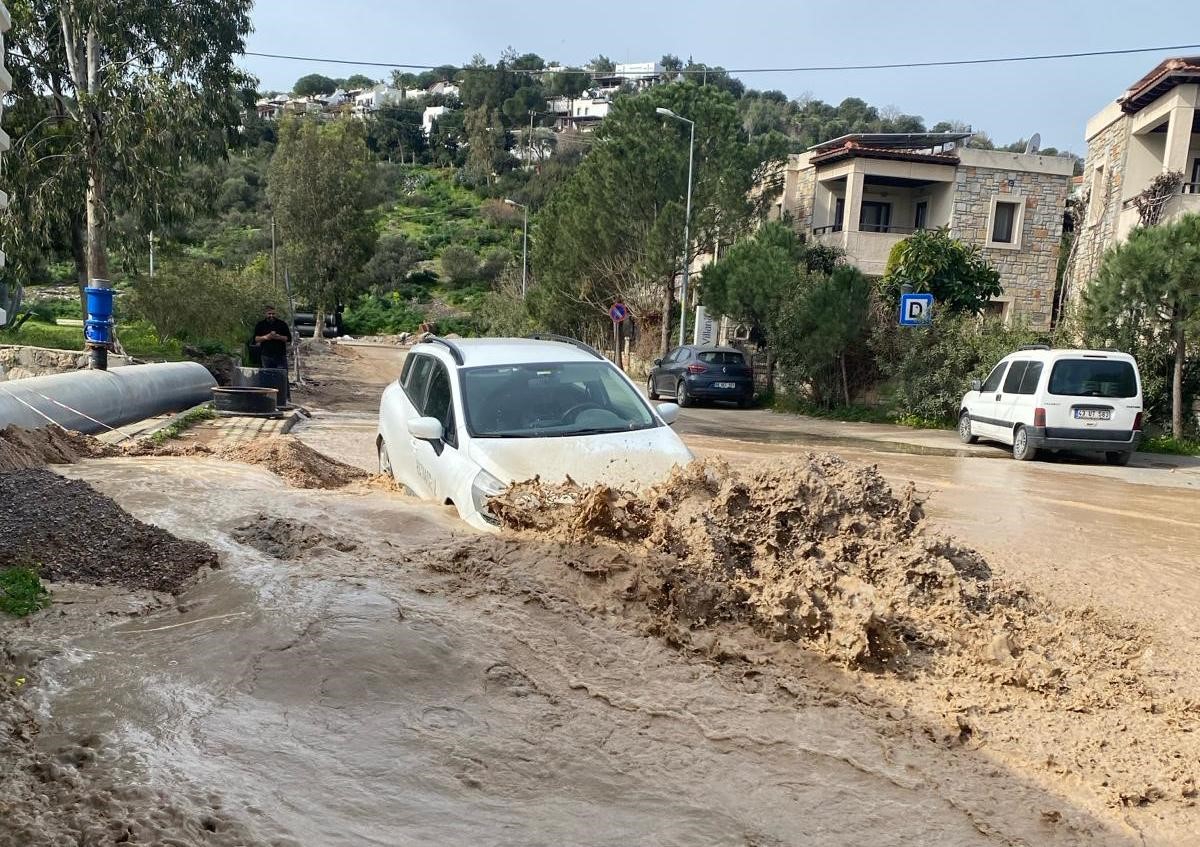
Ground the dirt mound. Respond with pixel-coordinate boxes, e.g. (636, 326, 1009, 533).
(0, 425, 114, 472)
(218, 436, 367, 489)
(231, 513, 358, 559)
(0, 469, 218, 593)
(489, 456, 1146, 687)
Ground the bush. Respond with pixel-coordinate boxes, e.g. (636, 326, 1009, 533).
(479, 247, 513, 283)
(127, 258, 280, 351)
(0, 566, 50, 617)
(342, 293, 424, 336)
(362, 235, 425, 293)
(440, 245, 480, 286)
(871, 312, 1044, 424)
(479, 198, 523, 228)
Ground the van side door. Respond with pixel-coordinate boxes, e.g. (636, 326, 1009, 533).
(969, 361, 1010, 440)
(995, 360, 1043, 444)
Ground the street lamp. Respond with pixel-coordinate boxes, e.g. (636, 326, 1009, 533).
(504, 199, 529, 298)
(656, 106, 695, 346)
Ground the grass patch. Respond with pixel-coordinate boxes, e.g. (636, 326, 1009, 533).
(149, 405, 216, 444)
(0, 567, 51, 617)
(771, 395, 896, 425)
(0, 318, 183, 359)
(1139, 435, 1200, 456)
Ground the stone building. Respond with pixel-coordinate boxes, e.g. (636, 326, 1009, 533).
(774, 132, 1074, 329)
(1064, 57, 1200, 304)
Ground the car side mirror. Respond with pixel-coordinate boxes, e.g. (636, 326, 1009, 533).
(407, 416, 444, 441)
(970, 379, 982, 392)
(657, 402, 680, 425)
(653, 358, 662, 366)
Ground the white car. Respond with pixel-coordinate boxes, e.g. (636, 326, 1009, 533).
(958, 346, 1143, 464)
(376, 335, 693, 530)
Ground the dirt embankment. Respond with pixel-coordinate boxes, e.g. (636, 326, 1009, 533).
(0, 424, 114, 472)
(231, 513, 359, 559)
(459, 455, 1200, 812)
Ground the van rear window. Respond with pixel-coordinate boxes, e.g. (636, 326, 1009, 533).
(1048, 359, 1137, 398)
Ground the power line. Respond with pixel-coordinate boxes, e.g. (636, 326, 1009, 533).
(243, 43, 1200, 75)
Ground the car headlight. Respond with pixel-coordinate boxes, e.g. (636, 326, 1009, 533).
(471, 468, 507, 525)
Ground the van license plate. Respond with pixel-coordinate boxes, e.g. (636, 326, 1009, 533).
(714, 382, 736, 389)
(1074, 409, 1111, 420)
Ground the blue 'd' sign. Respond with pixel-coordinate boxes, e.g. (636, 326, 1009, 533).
(899, 292, 934, 326)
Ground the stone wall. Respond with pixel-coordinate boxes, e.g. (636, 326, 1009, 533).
(790, 165, 816, 234)
(1065, 116, 1129, 305)
(0, 346, 132, 381)
(950, 166, 1072, 330)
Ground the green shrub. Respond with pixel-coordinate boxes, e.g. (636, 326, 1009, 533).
(871, 312, 1044, 424)
(0, 567, 50, 617)
(440, 245, 480, 286)
(342, 293, 424, 336)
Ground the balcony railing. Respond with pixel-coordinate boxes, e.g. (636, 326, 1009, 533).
(1183, 182, 1200, 195)
(812, 224, 921, 235)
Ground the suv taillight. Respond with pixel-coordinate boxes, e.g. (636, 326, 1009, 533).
(1133, 412, 1143, 431)
(1033, 408, 1046, 428)
(686, 363, 708, 374)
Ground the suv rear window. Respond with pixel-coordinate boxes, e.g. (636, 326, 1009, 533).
(697, 351, 744, 365)
(1048, 359, 1137, 398)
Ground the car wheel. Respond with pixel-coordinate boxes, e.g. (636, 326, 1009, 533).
(647, 375, 660, 401)
(676, 380, 692, 408)
(377, 438, 393, 478)
(1105, 451, 1132, 466)
(1012, 425, 1038, 461)
(958, 411, 978, 444)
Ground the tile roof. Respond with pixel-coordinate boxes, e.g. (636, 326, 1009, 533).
(1119, 56, 1200, 114)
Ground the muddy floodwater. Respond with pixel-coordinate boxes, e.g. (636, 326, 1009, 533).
(8, 344, 1200, 846)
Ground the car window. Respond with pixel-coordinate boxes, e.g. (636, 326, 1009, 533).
(1048, 359, 1138, 399)
(663, 348, 681, 364)
(462, 361, 657, 438)
(1018, 361, 1043, 395)
(670, 348, 688, 364)
(404, 354, 435, 407)
(1002, 361, 1030, 394)
(981, 362, 1008, 393)
(698, 351, 745, 365)
(423, 362, 457, 448)
(399, 354, 414, 386)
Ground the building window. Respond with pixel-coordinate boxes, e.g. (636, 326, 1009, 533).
(833, 198, 845, 232)
(914, 201, 928, 230)
(1087, 164, 1105, 225)
(982, 300, 1011, 324)
(1188, 158, 1200, 193)
(985, 196, 1024, 249)
(991, 201, 1018, 243)
(860, 201, 892, 233)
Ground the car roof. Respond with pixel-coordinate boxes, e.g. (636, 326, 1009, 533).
(411, 337, 604, 368)
(683, 345, 744, 354)
(1000, 348, 1136, 363)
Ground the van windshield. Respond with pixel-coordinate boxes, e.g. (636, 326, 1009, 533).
(1048, 359, 1137, 399)
(461, 361, 658, 437)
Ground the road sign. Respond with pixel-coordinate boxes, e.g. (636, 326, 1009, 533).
(609, 302, 628, 323)
(899, 292, 934, 326)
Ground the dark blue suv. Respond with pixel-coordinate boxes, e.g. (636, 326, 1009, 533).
(647, 345, 754, 408)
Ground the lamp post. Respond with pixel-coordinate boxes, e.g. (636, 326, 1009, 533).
(504, 199, 529, 298)
(656, 106, 695, 346)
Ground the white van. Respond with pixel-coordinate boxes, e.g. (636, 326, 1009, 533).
(958, 346, 1143, 464)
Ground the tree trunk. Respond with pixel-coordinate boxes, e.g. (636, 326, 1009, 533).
(71, 218, 88, 320)
(841, 354, 851, 407)
(313, 303, 326, 346)
(84, 24, 108, 286)
(660, 281, 673, 356)
(1172, 305, 1186, 437)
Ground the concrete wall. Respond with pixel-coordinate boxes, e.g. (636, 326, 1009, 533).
(951, 165, 1071, 329)
(0, 345, 133, 382)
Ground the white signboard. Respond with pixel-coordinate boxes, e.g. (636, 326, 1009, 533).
(693, 305, 717, 345)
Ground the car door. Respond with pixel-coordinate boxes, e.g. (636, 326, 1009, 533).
(390, 352, 435, 497)
(667, 347, 691, 394)
(655, 348, 681, 394)
(970, 360, 1010, 440)
(410, 359, 475, 505)
(995, 360, 1043, 441)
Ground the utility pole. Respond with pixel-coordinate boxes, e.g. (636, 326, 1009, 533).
(656, 108, 696, 346)
(505, 199, 529, 298)
(271, 216, 278, 290)
(528, 110, 535, 167)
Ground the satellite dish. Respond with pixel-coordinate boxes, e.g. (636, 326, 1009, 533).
(1024, 133, 1041, 155)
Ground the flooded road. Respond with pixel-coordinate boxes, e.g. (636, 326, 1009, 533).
(13, 344, 1200, 846)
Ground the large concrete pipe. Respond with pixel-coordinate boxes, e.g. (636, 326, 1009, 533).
(0, 362, 216, 434)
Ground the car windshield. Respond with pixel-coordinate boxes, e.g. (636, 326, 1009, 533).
(697, 351, 745, 365)
(1048, 359, 1138, 398)
(462, 361, 658, 438)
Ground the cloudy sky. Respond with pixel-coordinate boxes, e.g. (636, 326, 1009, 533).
(242, 0, 1200, 152)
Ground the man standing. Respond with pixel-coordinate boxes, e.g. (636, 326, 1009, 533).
(253, 306, 292, 371)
